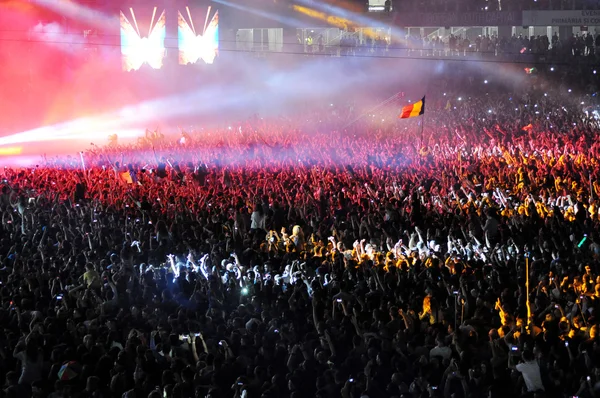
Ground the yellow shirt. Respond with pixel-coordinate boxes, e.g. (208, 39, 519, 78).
(83, 270, 101, 288)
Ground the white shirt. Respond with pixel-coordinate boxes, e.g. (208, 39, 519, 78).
(250, 211, 265, 230)
(429, 346, 452, 360)
(516, 360, 545, 392)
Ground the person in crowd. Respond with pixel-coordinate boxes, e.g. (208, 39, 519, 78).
(0, 65, 600, 398)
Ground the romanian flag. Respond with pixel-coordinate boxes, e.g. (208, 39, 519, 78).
(120, 171, 133, 184)
(399, 97, 425, 119)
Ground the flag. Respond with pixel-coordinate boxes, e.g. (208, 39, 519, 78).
(399, 97, 425, 119)
(58, 361, 81, 381)
(120, 171, 133, 184)
(522, 123, 533, 132)
(445, 100, 451, 110)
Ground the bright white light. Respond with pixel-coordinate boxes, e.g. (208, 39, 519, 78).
(568, 89, 572, 93)
(594, 70, 597, 74)
(484, 80, 488, 84)
(581, 102, 585, 105)
(121, 9, 166, 71)
(241, 287, 248, 295)
(488, 109, 492, 113)
(550, 67, 554, 71)
(544, 93, 547, 96)
(458, 97, 462, 101)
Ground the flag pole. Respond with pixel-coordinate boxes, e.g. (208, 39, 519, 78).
(420, 95, 426, 149)
(525, 253, 531, 333)
(420, 114, 425, 149)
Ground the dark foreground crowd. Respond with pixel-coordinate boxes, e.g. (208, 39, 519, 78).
(2, 69, 600, 398)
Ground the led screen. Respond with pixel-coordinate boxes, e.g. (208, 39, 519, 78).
(120, 7, 166, 72)
(178, 6, 218, 65)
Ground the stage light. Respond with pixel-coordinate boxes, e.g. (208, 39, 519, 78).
(292, 5, 354, 31)
(120, 7, 166, 71)
(0, 147, 22, 156)
(484, 80, 488, 84)
(178, 6, 219, 65)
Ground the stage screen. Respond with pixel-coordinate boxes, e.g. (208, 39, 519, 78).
(178, 6, 218, 65)
(120, 7, 166, 72)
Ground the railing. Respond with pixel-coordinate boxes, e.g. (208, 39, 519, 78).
(427, 29, 445, 41)
(391, 0, 600, 12)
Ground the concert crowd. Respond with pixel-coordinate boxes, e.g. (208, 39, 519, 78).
(0, 64, 600, 398)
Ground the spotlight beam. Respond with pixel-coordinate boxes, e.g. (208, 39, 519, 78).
(129, 8, 140, 37)
(149, 6, 157, 37)
(212, 0, 306, 27)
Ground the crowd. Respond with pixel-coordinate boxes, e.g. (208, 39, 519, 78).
(347, 32, 600, 61)
(323, 30, 600, 63)
(1, 67, 600, 398)
(391, 0, 600, 12)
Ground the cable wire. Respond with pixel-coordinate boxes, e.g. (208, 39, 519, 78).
(0, 29, 583, 57)
(0, 36, 596, 67)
